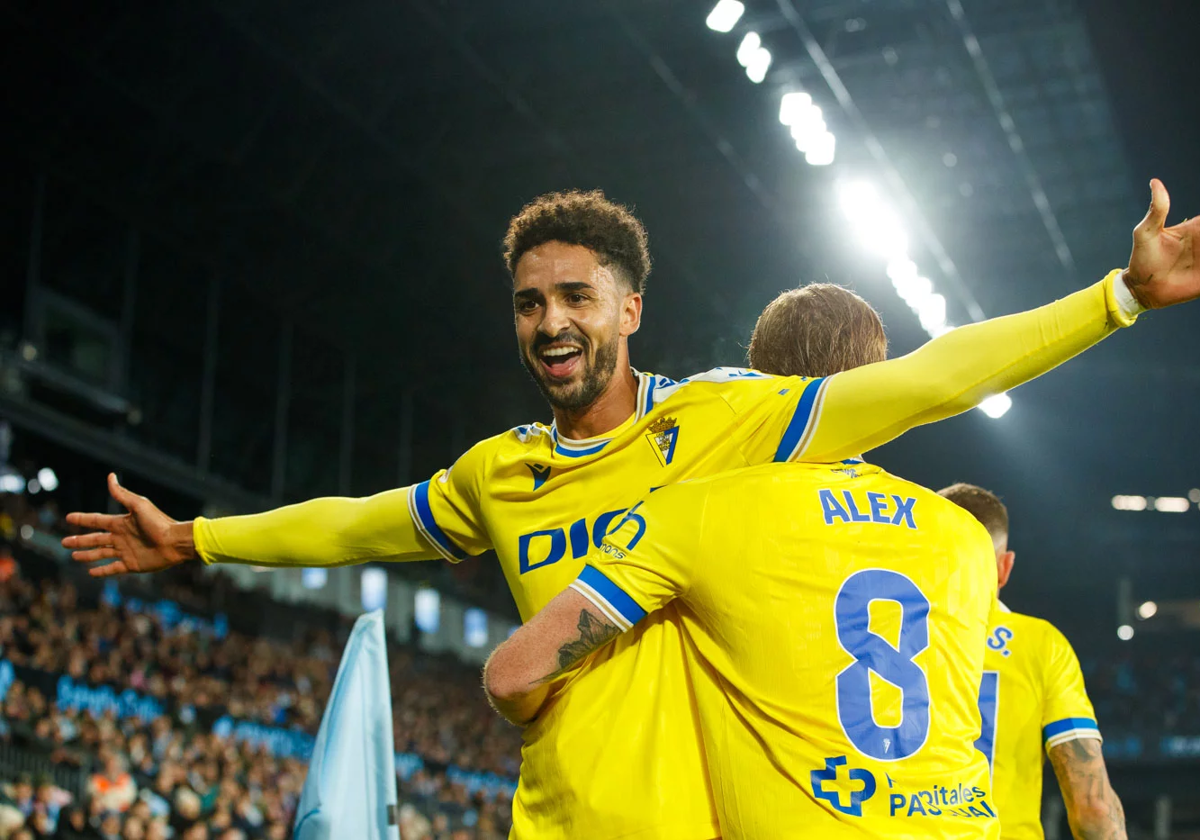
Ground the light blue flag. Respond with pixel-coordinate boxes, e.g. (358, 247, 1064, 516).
(294, 610, 399, 840)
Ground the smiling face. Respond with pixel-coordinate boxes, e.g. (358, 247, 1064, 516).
(513, 241, 642, 413)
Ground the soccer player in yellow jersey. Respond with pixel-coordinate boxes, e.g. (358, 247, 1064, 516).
(65, 180, 1199, 839)
(484, 461, 1002, 839)
(938, 484, 1126, 840)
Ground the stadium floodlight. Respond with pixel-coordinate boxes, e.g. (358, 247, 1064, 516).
(705, 0, 745, 32)
(36, 467, 58, 492)
(917, 293, 947, 333)
(836, 180, 880, 220)
(1137, 600, 1158, 619)
(789, 106, 826, 150)
(779, 92, 813, 125)
(978, 393, 1012, 419)
(0, 472, 23, 494)
(745, 47, 771, 83)
(736, 32, 761, 67)
(27, 478, 40, 494)
(1111, 495, 1149, 511)
(1153, 496, 1190, 513)
(805, 132, 836, 166)
(835, 180, 907, 258)
(790, 118, 826, 150)
(1116, 624, 1134, 641)
(887, 258, 918, 284)
(894, 275, 933, 308)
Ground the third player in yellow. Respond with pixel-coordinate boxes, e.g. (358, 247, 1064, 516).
(939, 484, 1126, 840)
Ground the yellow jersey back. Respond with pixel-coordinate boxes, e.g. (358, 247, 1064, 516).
(576, 461, 1000, 839)
(977, 604, 1100, 840)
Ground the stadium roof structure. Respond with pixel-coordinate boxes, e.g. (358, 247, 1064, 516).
(2, 0, 1198, 625)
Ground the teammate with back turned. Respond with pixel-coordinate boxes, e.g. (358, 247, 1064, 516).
(939, 484, 1126, 840)
(483, 286, 1007, 838)
(66, 180, 1200, 839)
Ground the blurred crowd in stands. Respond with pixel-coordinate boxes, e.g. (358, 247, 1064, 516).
(0, 491, 518, 839)
(2, 481, 1199, 839)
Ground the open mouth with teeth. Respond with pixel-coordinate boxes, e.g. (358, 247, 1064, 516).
(538, 344, 584, 379)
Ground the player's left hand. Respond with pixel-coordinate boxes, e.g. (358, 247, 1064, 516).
(1125, 178, 1200, 309)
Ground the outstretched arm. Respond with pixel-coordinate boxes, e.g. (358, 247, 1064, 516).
(484, 589, 622, 726)
(795, 179, 1200, 461)
(1048, 738, 1127, 840)
(63, 473, 439, 577)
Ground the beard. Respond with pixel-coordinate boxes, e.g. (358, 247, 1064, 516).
(520, 330, 621, 413)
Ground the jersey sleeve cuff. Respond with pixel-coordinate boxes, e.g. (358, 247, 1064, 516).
(773, 377, 828, 462)
(407, 481, 469, 563)
(570, 565, 648, 631)
(192, 517, 214, 566)
(1105, 269, 1143, 328)
(1043, 717, 1102, 750)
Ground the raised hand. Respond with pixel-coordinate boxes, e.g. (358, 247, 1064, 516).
(1125, 179, 1200, 309)
(61, 473, 196, 578)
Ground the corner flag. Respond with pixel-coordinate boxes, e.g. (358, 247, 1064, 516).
(293, 610, 399, 840)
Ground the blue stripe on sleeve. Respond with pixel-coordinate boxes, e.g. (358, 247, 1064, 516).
(578, 565, 647, 626)
(1042, 717, 1099, 742)
(773, 377, 826, 462)
(412, 481, 468, 561)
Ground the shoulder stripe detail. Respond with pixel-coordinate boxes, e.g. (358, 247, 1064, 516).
(572, 565, 647, 630)
(408, 481, 468, 562)
(774, 377, 827, 462)
(1043, 717, 1100, 748)
(650, 367, 766, 407)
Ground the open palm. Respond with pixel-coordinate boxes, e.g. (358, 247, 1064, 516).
(62, 473, 194, 577)
(1126, 179, 1200, 309)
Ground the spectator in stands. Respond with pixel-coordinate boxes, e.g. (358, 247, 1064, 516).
(88, 754, 136, 814)
(51, 807, 90, 840)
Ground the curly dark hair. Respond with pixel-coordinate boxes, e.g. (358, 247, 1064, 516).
(502, 190, 651, 294)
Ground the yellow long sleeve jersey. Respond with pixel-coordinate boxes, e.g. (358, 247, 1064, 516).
(977, 603, 1101, 840)
(572, 461, 1000, 840)
(194, 272, 1133, 840)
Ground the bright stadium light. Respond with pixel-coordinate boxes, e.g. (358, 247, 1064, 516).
(1116, 624, 1134, 641)
(1137, 600, 1158, 619)
(1111, 495, 1149, 511)
(835, 181, 907, 258)
(790, 118, 827, 151)
(745, 47, 771, 83)
(1154, 496, 1190, 513)
(779, 92, 813, 125)
(887, 258, 918, 284)
(894, 275, 932, 307)
(978, 393, 1012, 419)
(0, 472, 23, 494)
(705, 0, 745, 32)
(805, 132, 836, 166)
(918, 293, 947, 333)
(789, 105, 825, 150)
(736, 32, 761, 67)
(27, 478, 40, 494)
(36, 467, 58, 492)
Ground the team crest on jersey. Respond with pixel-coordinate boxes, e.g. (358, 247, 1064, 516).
(528, 464, 551, 491)
(645, 416, 680, 467)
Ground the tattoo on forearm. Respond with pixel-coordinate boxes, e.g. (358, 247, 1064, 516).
(1049, 738, 1127, 840)
(544, 610, 619, 681)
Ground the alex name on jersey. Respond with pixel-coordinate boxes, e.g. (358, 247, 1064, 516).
(571, 460, 1000, 840)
